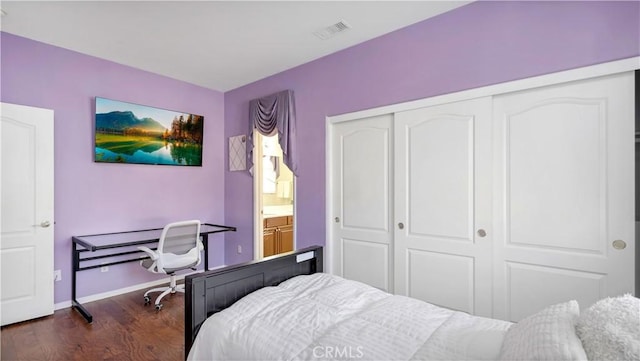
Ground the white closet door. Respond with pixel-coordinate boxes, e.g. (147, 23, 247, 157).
(492, 72, 635, 322)
(394, 97, 493, 316)
(331, 114, 393, 292)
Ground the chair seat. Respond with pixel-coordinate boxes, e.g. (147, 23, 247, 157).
(141, 247, 200, 274)
(162, 247, 200, 269)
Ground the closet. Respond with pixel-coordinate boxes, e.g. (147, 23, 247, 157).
(330, 71, 635, 321)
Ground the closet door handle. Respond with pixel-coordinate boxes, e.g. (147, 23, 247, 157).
(477, 229, 487, 237)
(398, 222, 404, 230)
(612, 240, 626, 250)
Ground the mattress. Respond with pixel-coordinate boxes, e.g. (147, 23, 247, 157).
(188, 273, 512, 361)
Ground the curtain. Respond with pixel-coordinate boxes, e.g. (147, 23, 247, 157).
(247, 89, 298, 176)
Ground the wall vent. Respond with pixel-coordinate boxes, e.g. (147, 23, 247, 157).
(313, 20, 351, 40)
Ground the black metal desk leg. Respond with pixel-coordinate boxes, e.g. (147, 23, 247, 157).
(202, 234, 209, 271)
(71, 243, 93, 323)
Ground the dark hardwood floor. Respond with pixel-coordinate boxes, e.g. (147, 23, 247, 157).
(1, 286, 185, 361)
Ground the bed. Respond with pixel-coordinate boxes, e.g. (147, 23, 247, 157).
(185, 246, 640, 361)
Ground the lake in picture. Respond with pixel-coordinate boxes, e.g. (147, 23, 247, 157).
(94, 97, 203, 166)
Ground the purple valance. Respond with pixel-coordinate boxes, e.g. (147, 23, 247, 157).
(247, 90, 298, 176)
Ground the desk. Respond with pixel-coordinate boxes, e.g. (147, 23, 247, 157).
(71, 223, 236, 323)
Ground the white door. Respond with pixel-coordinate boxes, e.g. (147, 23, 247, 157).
(492, 72, 635, 321)
(331, 114, 393, 292)
(1, 102, 54, 326)
(394, 97, 493, 316)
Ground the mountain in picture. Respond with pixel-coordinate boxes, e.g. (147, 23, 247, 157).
(96, 111, 166, 134)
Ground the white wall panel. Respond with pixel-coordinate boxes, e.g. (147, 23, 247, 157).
(408, 249, 474, 313)
(407, 116, 473, 241)
(507, 100, 605, 252)
(504, 262, 604, 321)
(343, 239, 389, 291)
(342, 127, 390, 232)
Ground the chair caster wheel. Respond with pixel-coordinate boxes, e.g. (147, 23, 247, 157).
(143, 296, 151, 304)
(155, 303, 163, 311)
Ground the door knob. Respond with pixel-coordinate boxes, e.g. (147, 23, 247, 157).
(477, 229, 487, 237)
(398, 222, 404, 230)
(612, 240, 626, 250)
(40, 221, 51, 228)
(334, 217, 340, 223)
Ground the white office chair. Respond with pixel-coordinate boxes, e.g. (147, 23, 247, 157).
(138, 220, 203, 310)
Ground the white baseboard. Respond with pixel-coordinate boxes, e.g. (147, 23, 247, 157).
(55, 265, 227, 311)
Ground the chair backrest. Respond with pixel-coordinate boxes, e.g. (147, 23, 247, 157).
(157, 220, 201, 256)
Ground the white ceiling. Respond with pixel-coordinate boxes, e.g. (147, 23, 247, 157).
(0, 1, 470, 92)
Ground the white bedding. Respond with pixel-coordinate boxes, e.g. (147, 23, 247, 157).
(188, 273, 512, 361)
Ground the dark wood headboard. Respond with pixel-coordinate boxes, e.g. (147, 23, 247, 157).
(184, 246, 323, 357)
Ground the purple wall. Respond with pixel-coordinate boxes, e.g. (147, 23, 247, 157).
(223, 1, 640, 265)
(1, 32, 226, 303)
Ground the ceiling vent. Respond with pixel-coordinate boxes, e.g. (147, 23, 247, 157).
(313, 20, 351, 40)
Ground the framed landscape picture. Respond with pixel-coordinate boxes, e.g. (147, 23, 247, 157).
(94, 97, 203, 166)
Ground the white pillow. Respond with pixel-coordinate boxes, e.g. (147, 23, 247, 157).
(498, 300, 587, 361)
(576, 294, 640, 361)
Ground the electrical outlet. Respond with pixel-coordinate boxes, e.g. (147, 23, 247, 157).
(100, 266, 109, 272)
(54, 269, 62, 282)
(237, 245, 242, 254)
